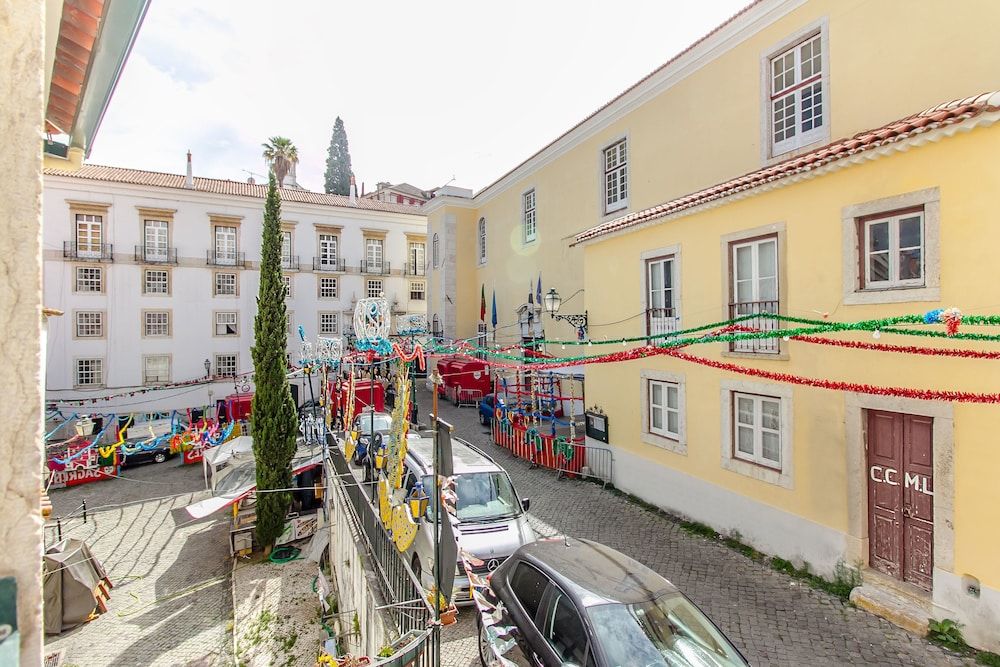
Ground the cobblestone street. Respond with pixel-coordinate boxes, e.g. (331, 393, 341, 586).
(424, 385, 971, 667)
(45, 460, 232, 667)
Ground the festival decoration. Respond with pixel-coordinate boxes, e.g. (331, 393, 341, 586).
(353, 297, 393, 355)
(396, 313, 427, 336)
(391, 504, 419, 551)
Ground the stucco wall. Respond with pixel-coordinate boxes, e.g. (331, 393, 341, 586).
(0, 0, 44, 663)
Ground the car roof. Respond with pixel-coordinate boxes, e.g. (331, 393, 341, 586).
(516, 538, 678, 607)
(405, 436, 501, 475)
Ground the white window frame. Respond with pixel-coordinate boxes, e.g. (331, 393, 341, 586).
(144, 268, 169, 295)
(318, 233, 339, 268)
(144, 219, 168, 260)
(143, 354, 171, 385)
(365, 238, 384, 271)
(761, 20, 830, 161)
(862, 211, 925, 290)
(75, 266, 103, 293)
(144, 311, 170, 337)
(214, 354, 237, 378)
(366, 279, 383, 299)
(214, 226, 237, 265)
(408, 241, 426, 274)
(215, 272, 237, 296)
(215, 311, 238, 336)
(75, 214, 103, 258)
(730, 236, 779, 354)
(720, 380, 794, 488)
(640, 370, 686, 454)
(282, 274, 293, 298)
(649, 380, 680, 439)
(645, 254, 678, 337)
(75, 311, 103, 338)
(522, 190, 537, 244)
(75, 358, 104, 387)
(319, 276, 338, 299)
(477, 217, 487, 264)
(432, 233, 440, 268)
(409, 281, 426, 301)
(319, 312, 338, 335)
(603, 139, 628, 214)
(732, 393, 782, 469)
(281, 230, 292, 263)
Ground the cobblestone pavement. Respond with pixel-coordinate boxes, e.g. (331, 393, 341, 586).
(422, 385, 971, 667)
(45, 460, 233, 667)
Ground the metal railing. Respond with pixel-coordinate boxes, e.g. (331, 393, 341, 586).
(133, 245, 178, 264)
(404, 263, 425, 276)
(64, 242, 113, 262)
(206, 250, 247, 267)
(281, 255, 300, 270)
(729, 300, 780, 353)
(492, 420, 614, 486)
(361, 260, 391, 275)
(646, 307, 677, 341)
(313, 257, 346, 272)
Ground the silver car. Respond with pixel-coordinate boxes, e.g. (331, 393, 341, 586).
(402, 436, 536, 605)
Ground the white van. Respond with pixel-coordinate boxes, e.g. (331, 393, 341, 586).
(401, 435, 536, 605)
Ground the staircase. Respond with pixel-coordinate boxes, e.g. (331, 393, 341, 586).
(850, 568, 933, 635)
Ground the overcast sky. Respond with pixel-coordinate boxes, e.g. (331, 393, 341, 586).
(89, 1, 749, 194)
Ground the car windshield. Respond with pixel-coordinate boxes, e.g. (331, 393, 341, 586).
(587, 593, 747, 667)
(423, 472, 520, 523)
(355, 414, 392, 435)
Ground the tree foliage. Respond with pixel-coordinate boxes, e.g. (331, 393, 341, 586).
(262, 136, 299, 188)
(324, 117, 352, 195)
(251, 172, 298, 549)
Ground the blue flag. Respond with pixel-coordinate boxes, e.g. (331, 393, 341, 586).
(536, 273, 542, 306)
(491, 290, 498, 328)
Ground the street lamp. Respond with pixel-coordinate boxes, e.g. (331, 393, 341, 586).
(204, 358, 211, 378)
(543, 287, 588, 338)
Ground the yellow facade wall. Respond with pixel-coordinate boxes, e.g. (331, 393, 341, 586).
(582, 127, 1000, 588)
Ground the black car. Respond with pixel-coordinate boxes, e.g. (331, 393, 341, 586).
(478, 537, 749, 667)
(120, 442, 176, 467)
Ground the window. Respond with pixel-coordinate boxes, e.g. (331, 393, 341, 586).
(75, 266, 102, 292)
(319, 312, 338, 335)
(215, 272, 237, 296)
(215, 311, 238, 336)
(214, 226, 237, 264)
(367, 279, 383, 299)
(318, 233, 338, 267)
(282, 274, 292, 297)
(646, 257, 676, 336)
(287, 311, 295, 337)
(769, 32, 825, 156)
(144, 269, 169, 295)
(75, 214, 103, 257)
(144, 220, 168, 260)
(319, 277, 338, 299)
(523, 190, 537, 243)
(215, 354, 237, 378)
(542, 590, 590, 667)
(477, 217, 487, 263)
(604, 139, 628, 213)
(396, 194, 404, 204)
(143, 355, 170, 385)
(733, 393, 783, 469)
(510, 562, 549, 621)
(407, 241, 425, 274)
(432, 234, 440, 268)
(75, 312, 103, 338)
(281, 231, 292, 263)
(730, 236, 778, 353)
(648, 380, 680, 439)
(144, 311, 170, 337)
(366, 238, 384, 271)
(409, 281, 426, 301)
(76, 359, 103, 387)
(862, 211, 924, 289)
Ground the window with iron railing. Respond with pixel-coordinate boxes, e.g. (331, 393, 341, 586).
(646, 256, 678, 340)
(729, 236, 779, 353)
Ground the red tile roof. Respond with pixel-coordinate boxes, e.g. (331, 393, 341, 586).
(43, 164, 425, 215)
(575, 92, 1000, 245)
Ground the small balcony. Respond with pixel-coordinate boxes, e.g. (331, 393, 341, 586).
(64, 242, 114, 262)
(403, 261, 425, 276)
(313, 257, 345, 272)
(134, 245, 178, 264)
(646, 307, 678, 341)
(206, 250, 247, 268)
(281, 255, 300, 270)
(361, 260, 390, 275)
(729, 300, 780, 354)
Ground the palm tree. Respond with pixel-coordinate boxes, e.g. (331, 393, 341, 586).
(261, 136, 299, 187)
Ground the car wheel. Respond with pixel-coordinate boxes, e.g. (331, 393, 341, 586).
(479, 411, 486, 425)
(478, 612, 500, 667)
(153, 452, 167, 464)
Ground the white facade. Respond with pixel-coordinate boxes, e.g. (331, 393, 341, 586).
(43, 168, 428, 412)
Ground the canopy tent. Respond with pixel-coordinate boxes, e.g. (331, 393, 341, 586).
(43, 538, 111, 635)
(202, 435, 254, 489)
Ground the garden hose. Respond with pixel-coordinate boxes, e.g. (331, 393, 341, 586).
(268, 545, 301, 563)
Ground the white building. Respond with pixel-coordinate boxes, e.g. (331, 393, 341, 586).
(43, 160, 428, 412)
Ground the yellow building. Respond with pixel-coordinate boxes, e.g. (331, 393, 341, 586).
(426, 0, 1000, 649)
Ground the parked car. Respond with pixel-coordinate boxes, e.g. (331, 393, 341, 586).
(479, 537, 749, 667)
(402, 435, 535, 606)
(121, 441, 176, 468)
(478, 394, 501, 426)
(351, 410, 393, 479)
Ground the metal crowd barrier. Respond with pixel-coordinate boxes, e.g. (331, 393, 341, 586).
(491, 420, 614, 487)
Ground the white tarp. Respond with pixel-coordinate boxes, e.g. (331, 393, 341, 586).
(204, 435, 254, 468)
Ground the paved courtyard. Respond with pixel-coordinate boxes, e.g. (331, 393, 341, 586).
(423, 385, 971, 667)
(45, 459, 232, 667)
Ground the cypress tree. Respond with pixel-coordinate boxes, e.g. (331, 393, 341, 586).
(251, 172, 298, 550)
(324, 117, 353, 195)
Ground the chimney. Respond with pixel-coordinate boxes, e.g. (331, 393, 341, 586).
(184, 150, 194, 189)
(361, 181, 365, 196)
(349, 173, 357, 204)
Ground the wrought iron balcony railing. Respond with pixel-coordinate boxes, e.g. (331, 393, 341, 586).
(281, 255, 300, 270)
(133, 245, 178, 264)
(312, 257, 345, 272)
(403, 262, 426, 276)
(646, 307, 678, 341)
(206, 250, 247, 268)
(728, 300, 780, 354)
(361, 260, 390, 275)
(64, 242, 113, 262)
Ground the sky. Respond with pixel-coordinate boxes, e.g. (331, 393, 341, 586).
(89, 1, 750, 194)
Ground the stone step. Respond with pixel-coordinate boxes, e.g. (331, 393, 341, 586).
(850, 574, 932, 636)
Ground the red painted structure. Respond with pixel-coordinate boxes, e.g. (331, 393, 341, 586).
(491, 420, 585, 478)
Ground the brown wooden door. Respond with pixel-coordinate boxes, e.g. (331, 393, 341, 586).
(866, 410, 934, 590)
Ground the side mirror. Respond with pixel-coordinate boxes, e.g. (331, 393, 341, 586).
(521, 498, 531, 512)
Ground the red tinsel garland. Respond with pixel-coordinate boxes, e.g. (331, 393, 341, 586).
(791, 335, 1000, 359)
